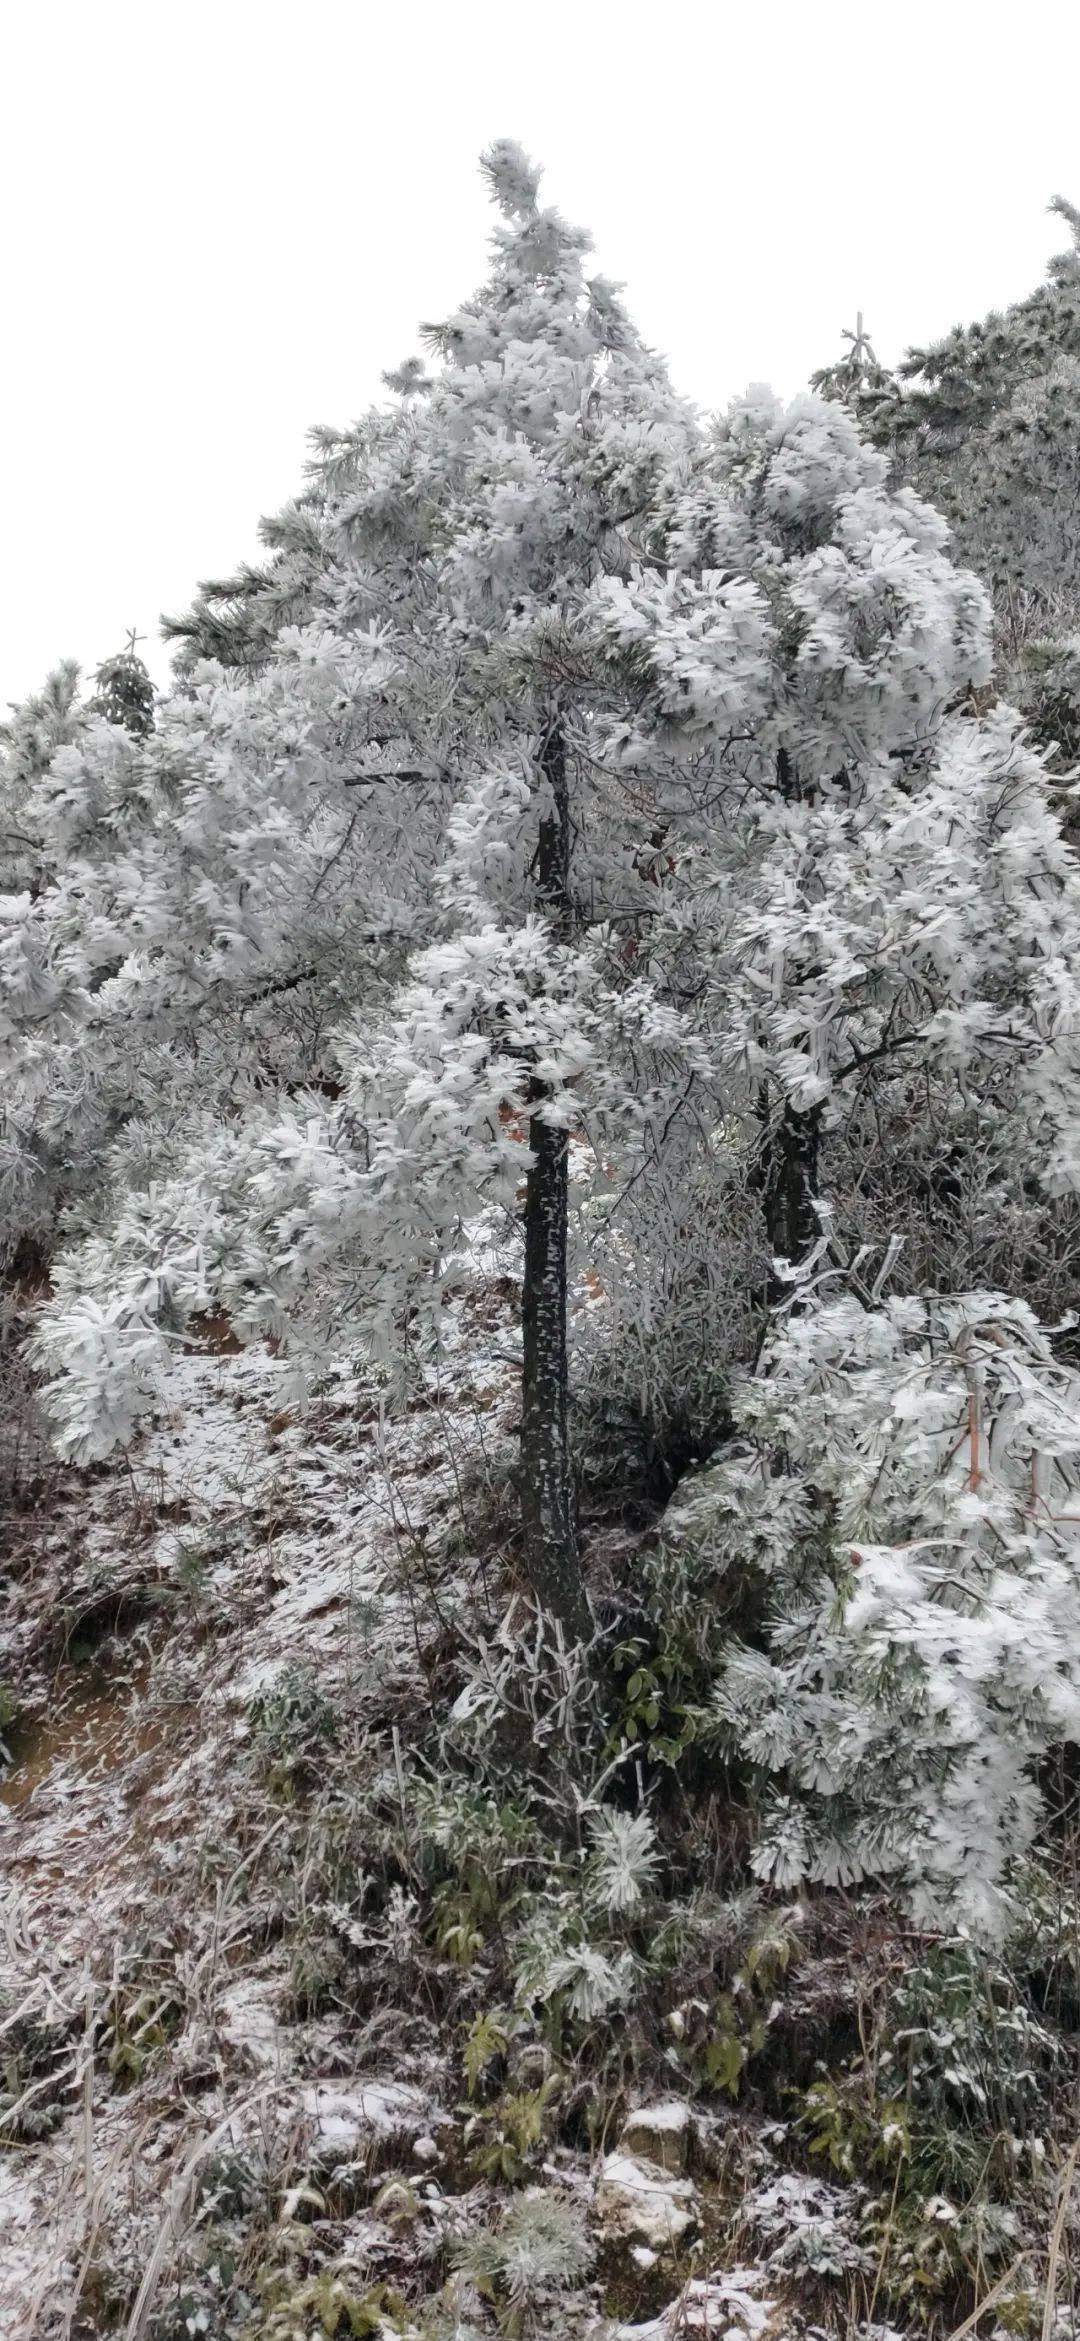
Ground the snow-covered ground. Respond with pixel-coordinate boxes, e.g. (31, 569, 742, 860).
(1, 1280, 522, 2334)
(1, 1263, 864, 2340)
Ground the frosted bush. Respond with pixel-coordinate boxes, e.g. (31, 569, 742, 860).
(700, 1288, 1080, 1930)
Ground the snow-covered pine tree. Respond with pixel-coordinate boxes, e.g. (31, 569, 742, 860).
(1, 661, 103, 1256)
(88, 631, 155, 737)
(5, 144, 708, 1638)
(591, 386, 1080, 1307)
(813, 198, 1080, 734)
(14, 148, 1080, 1683)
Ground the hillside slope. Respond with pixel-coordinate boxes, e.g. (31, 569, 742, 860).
(4, 1262, 1079, 2340)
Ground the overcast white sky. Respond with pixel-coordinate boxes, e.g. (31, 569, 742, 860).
(3, 0, 1079, 705)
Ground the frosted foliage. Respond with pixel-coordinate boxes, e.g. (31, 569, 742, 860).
(479, 139, 544, 220)
(442, 765, 535, 922)
(591, 394, 1080, 1193)
(534, 1943, 637, 2023)
(31, 916, 704, 1461)
(585, 1808, 660, 1914)
(5, 144, 708, 1440)
(7, 147, 1080, 1891)
(746, 2172, 872, 2278)
(461, 2190, 592, 2311)
(706, 1291, 1080, 1931)
(827, 199, 1080, 654)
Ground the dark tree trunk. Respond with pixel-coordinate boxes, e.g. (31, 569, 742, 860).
(762, 1096, 823, 1297)
(759, 746, 824, 1299)
(518, 721, 591, 1643)
(520, 1102, 589, 1637)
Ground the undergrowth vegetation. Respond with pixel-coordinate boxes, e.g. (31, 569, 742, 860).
(85, 1447, 1074, 2341)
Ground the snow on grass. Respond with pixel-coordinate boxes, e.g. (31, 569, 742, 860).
(613, 2265, 779, 2340)
(0, 1279, 519, 2333)
(301, 2078, 445, 2159)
